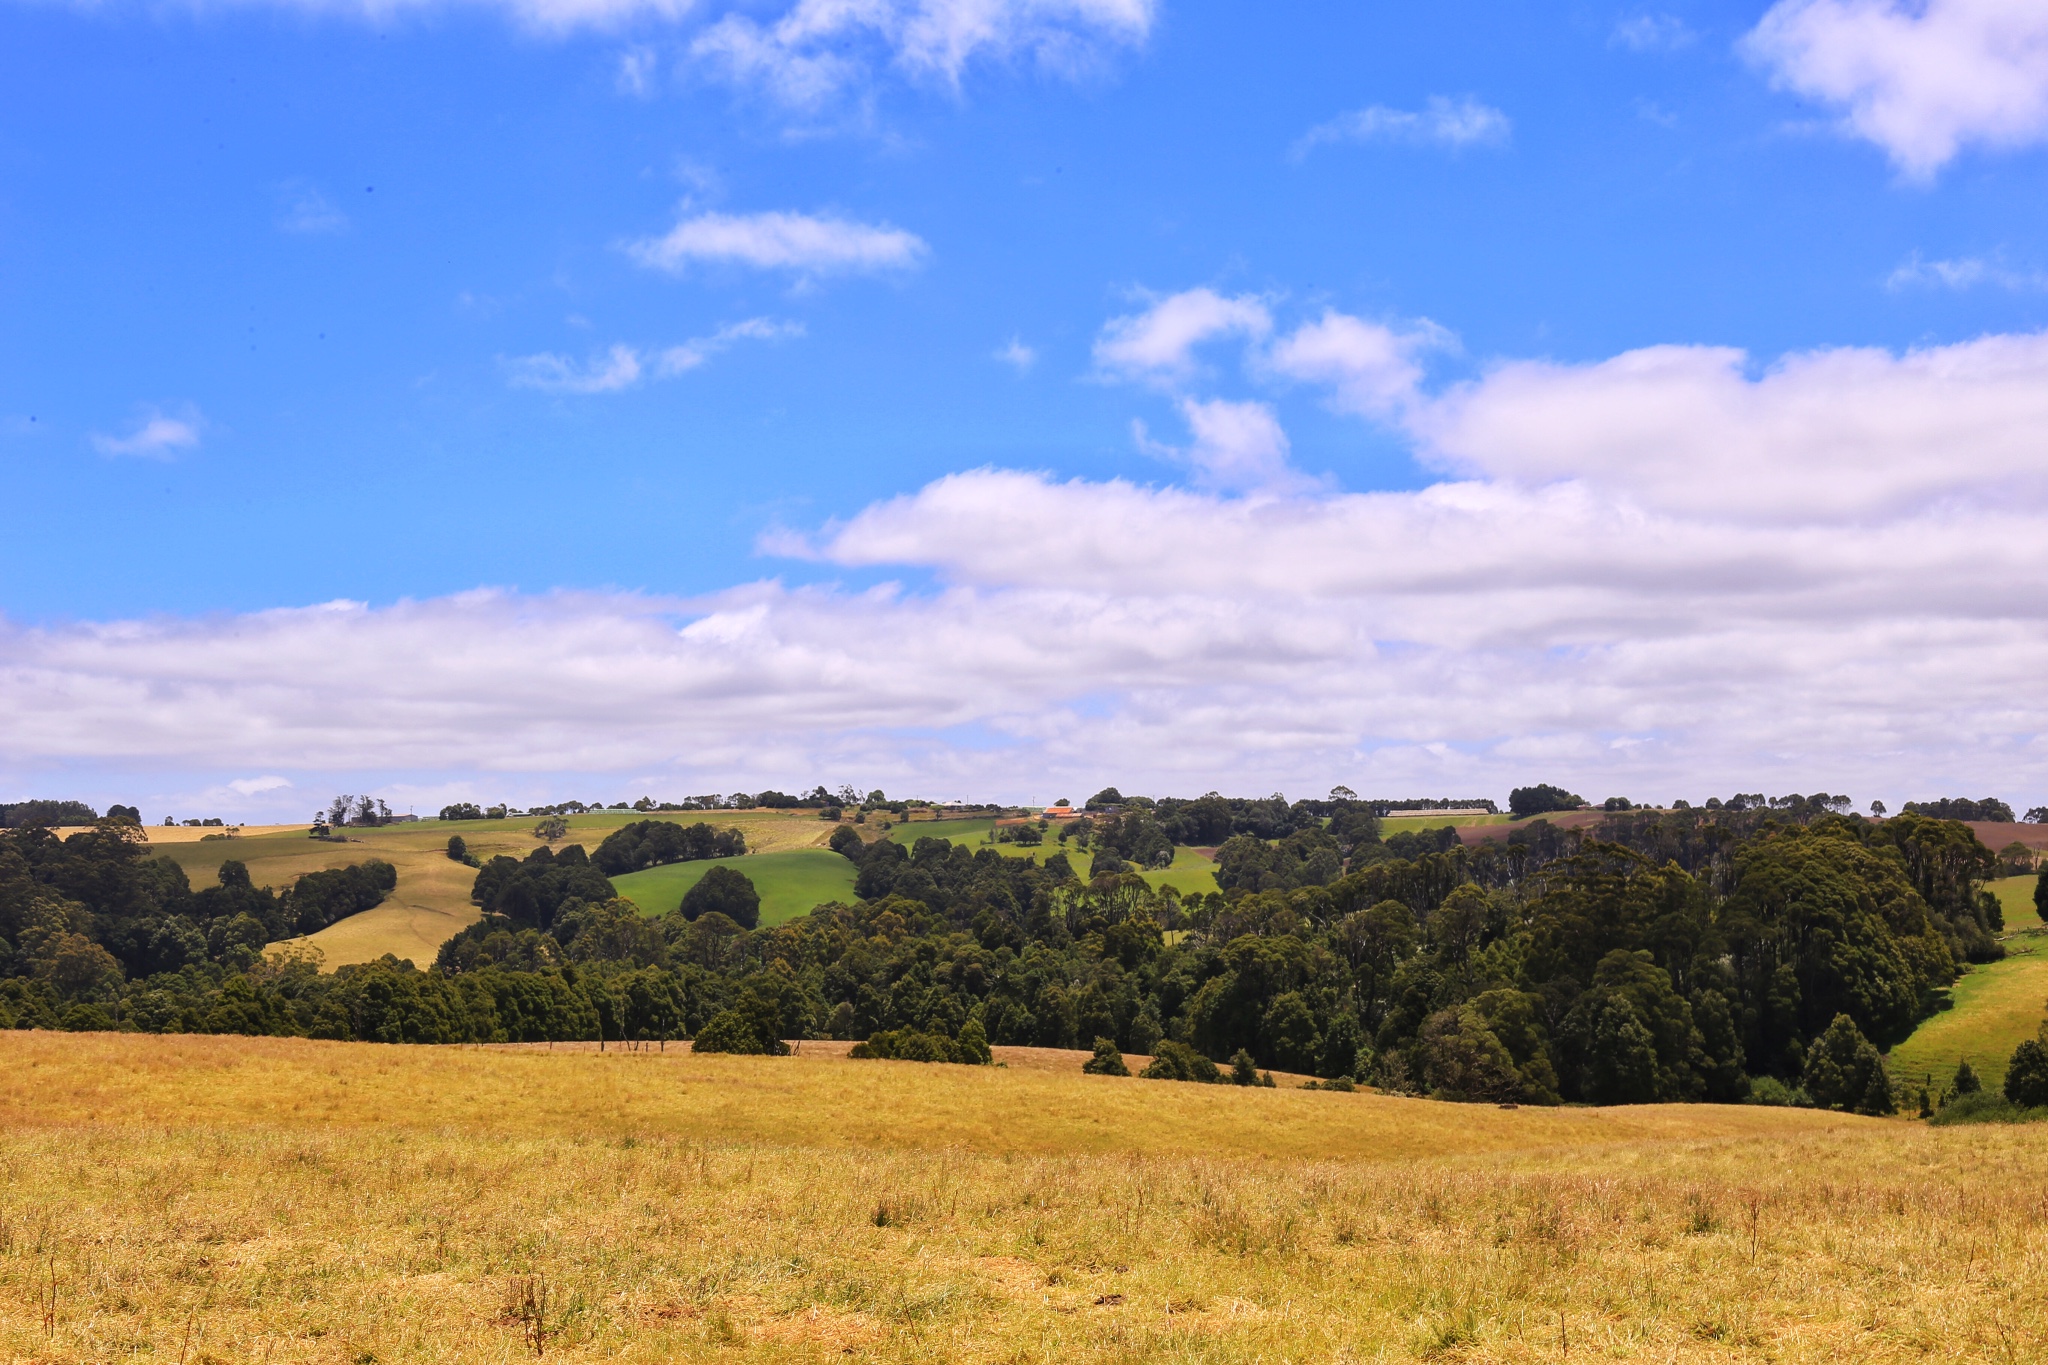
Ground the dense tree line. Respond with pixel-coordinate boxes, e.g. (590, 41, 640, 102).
(0, 798, 2019, 1115)
(590, 820, 747, 875)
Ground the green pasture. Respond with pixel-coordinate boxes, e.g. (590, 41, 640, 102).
(611, 849, 859, 928)
(1886, 875, 2045, 1093)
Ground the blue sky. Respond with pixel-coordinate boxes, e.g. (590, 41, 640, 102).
(5, 0, 2048, 819)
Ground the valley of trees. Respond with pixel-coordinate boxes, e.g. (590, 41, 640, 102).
(0, 790, 2037, 1113)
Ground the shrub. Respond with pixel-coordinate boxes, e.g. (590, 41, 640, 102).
(851, 1019, 993, 1065)
(446, 835, 479, 867)
(1927, 1091, 2048, 1125)
(691, 1007, 788, 1056)
(1083, 1037, 1130, 1076)
(680, 867, 761, 930)
(1746, 1075, 1812, 1107)
(1948, 1059, 1983, 1102)
(1141, 1040, 1220, 1084)
(828, 824, 865, 860)
(1302, 1076, 1356, 1092)
(1229, 1048, 1260, 1087)
(2006, 1040, 2048, 1108)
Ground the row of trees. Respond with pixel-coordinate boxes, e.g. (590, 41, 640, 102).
(0, 798, 2029, 1117)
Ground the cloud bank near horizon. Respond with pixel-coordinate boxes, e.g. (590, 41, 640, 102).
(8, 302, 2048, 820)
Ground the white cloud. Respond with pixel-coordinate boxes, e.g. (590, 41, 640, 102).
(692, 0, 1156, 107)
(276, 180, 349, 234)
(504, 343, 646, 394)
(1611, 12, 1695, 51)
(505, 319, 801, 393)
(1093, 288, 1271, 384)
(1131, 398, 1305, 494)
(1743, 0, 2048, 178)
(20, 323, 2048, 807)
(1886, 251, 2048, 291)
(1291, 96, 1511, 159)
(628, 210, 928, 276)
(228, 775, 293, 795)
(994, 337, 1037, 372)
(1264, 309, 1450, 418)
(655, 317, 807, 373)
(91, 410, 203, 459)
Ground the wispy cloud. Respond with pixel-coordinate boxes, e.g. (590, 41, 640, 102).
(505, 343, 645, 394)
(993, 337, 1037, 372)
(91, 409, 204, 459)
(228, 775, 293, 795)
(1611, 12, 1695, 51)
(276, 179, 349, 234)
(628, 210, 928, 276)
(504, 319, 804, 394)
(691, 0, 1157, 109)
(1886, 251, 2048, 292)
(1292, 96, 1510, 160)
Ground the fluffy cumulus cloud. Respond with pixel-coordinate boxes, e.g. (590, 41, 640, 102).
(629, 210, 927, 276)
(14, 311, 2048, 810)
(1093, 288, 1271, 384)
(1744, 0, 2048, 177)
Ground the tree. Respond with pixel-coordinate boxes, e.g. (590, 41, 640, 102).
(2005, 1040, 2048, 1108)
(1949, 1059, 1982, 1099)
(1086, 788, 1125, 810)
(680, 866, 760, 929)
(1509, 784, 1586, 818)
(440, 803, 485, 821)
(828, 824, 865, 860)
(1801, 1014, 1894, 1114)
(1083, 1037, 1130, 1075)
(691, 1005, 788, 1055)
(532, 815, 568, 844)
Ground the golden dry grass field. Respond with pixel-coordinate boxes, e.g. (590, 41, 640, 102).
(5, 1032, 2047, 1363)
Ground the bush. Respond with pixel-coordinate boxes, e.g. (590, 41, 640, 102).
(1229, 1048, 1260, 1086)
(440, 803, 485, 821)
(851, 1019, 992, 1065)
(1746, 1075, 1812, 1107)
(828, 824, 865, 860)
(446, 835, 479, 867)
(1928, 1091, 2048, 1125)
(2006, 1040, 2048, 1108)
(1302, 1076, 1356, 1092)
(680, 867, 760, 930)
(691, 1007, 788, 1056)
(1141, 1040, 1220, 1084)
(1082, 1037, 1130, 1076)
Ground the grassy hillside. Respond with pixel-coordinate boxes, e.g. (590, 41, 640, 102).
(6, 1030, 2045, 1363)
(164, 809, 839, 968)
(886, 818, 1222, 895)
(1888, 874, 2046, 1093)
(612, 848, 859, 927)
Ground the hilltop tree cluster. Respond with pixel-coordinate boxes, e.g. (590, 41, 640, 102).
(0, 789, 2027, 1114)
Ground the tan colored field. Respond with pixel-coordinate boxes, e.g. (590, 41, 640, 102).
(51, 822, 309, 842)
(129, 810, 841, 969)
(5, 1031, 2047, 1364)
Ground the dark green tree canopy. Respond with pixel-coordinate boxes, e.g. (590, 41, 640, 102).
(681, 866, 761, 930)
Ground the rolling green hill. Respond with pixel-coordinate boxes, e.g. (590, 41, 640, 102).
(611, 848, 859, 927)
(1887, 874, 2046, 1093)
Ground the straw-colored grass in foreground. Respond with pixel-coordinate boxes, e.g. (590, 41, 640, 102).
(4, 1032, 2046, 1363)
